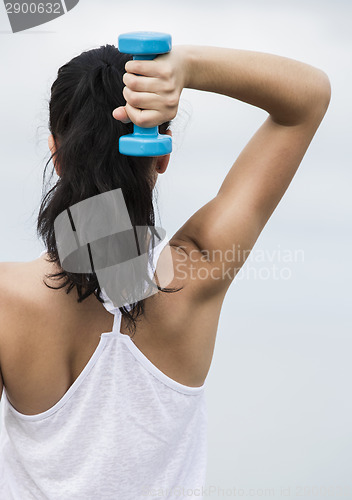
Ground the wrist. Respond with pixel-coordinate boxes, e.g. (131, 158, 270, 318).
(175, 44, 196, 90)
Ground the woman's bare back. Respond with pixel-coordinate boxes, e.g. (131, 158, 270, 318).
(0, 240, 225, 416)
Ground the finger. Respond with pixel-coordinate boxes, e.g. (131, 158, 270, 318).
(125, 59, 160, 78)
(112, 106, 131, 123)
(123, 72, 167, 93)
(124, 102, 165, 129)
(123, 86, 161, 111)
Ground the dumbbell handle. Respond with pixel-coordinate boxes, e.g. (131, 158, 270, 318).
(118, 32, 172, 157)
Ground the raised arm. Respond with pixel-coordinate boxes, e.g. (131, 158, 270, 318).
(113, 44, 331, 298)
(170, 45, 331, 294)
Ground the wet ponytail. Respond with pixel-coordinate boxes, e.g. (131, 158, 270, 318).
(37, 44, 180, 335)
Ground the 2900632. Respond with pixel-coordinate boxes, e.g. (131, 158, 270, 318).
(5, 2, 62, 14)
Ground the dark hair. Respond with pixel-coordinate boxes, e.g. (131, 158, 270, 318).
(37, 44, 181, 336)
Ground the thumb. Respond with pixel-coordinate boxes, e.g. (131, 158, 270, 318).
(112, 106, 131, 123)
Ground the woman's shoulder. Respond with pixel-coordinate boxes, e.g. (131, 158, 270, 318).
(0, 260, 42, 336)
(0, 261, 42, 390)
(0, 257, 45, 304)
(0, 260, 31, 304)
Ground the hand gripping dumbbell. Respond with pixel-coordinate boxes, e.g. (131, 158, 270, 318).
(118, 31, 173, 157)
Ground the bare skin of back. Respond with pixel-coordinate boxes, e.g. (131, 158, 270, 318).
(0, 239, 224, 416)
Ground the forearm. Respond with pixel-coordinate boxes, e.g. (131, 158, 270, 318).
(181, 45, 330, 126)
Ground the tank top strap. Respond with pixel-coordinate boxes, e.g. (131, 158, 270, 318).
(37, 230, 169, 319)
(100, 230, 170, 317)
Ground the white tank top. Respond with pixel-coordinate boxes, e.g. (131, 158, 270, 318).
(0, 235, 208, 499)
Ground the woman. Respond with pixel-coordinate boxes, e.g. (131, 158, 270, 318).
(0, 43, 330, 498)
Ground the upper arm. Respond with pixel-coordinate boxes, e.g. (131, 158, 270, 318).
(0, 368, 3, 402)
(0, 262, 39, 404)
(0, 266, 6, 401)
(0, 262, 17, 402)
(171, 86, 331, 296)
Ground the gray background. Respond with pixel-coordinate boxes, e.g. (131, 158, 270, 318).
(0, 0, 351, 498)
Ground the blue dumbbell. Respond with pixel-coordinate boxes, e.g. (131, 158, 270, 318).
(118, 31, 173, 157)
